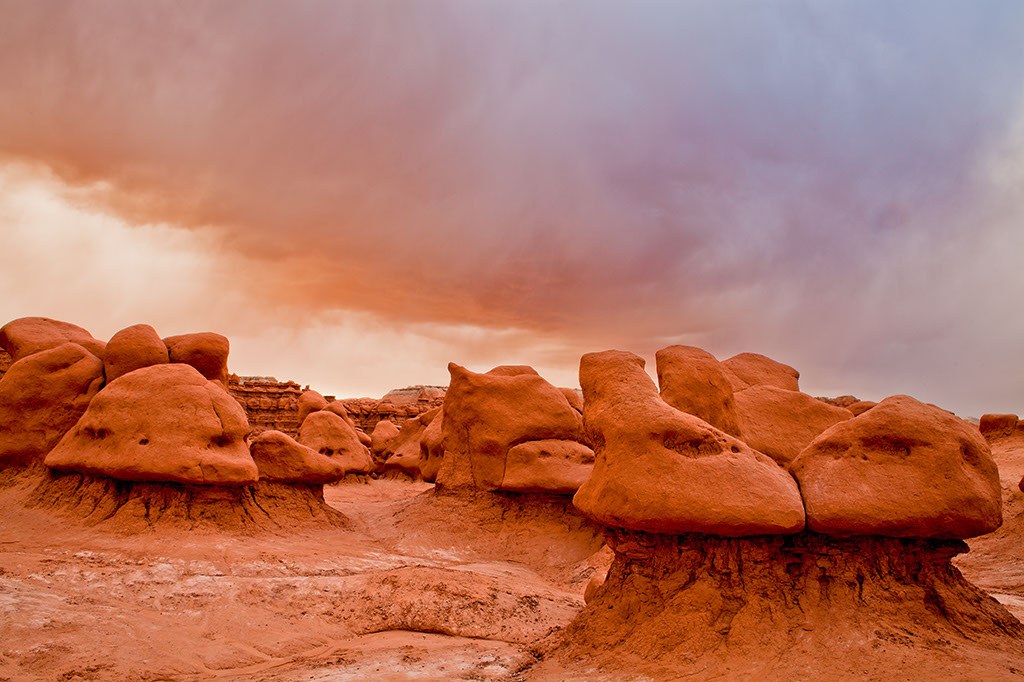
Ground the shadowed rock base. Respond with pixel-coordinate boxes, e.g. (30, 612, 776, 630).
(25, 471, 348, 532)
(535, 531, 1024, 679)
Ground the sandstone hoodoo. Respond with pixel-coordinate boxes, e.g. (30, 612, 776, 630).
(102, 323, 169, 383)
(296, 410, 375, 476)
(655, 344, 741, 436)
(0, 316, 107, 362)
(380, 407, 440, 479)
(249, 430, 346, 485)
(435, 363, 594, 495)
(370, 419, 400, 456)
(0, 342, 105, 468)
(734, 384, 853, 466)
(573, 350, 805, 535)
(163, 332, 230, 384)
(539, 356, 1022, 679)
(46, 364, 256, 485)
(790, 394, 1001, 538)
(418, 410, 445, 483)
(297, 389, 329, 425)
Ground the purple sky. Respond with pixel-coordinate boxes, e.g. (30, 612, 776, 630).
(1, 1, 1023, 415)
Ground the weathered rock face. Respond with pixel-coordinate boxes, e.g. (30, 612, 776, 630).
(381, 407, 440, 479)
(734, 385, 853, 466)
(370, 419, 400, 455)
(0, 316, 106, 362)
(436, 363, 593, 494)
(501, 440, 595, 494)
(45, 364, 257, 485)
(103, 324, 169, 382)
(419, 411, 445, 483)
(790, 395, 1001, 539)
(296, 411, 375, 474)
(0, 343, 105, 467)
(228, 376, 303, 436)
(573, 350, 805, 536)
(544, 530, 1024, 679)
(249, 430, 346, 484)
(721, 352, 800, 391)
(979, 413, 1019, 441)
(655, 345, 740, 436)
(163, 332, 230, 384)
(297, 389, 329, 426)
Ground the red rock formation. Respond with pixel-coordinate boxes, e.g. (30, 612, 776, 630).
(103, 323, 169, 382)
(419, 411, 445, 483)
(791, 395, 1001, 539)
(370, 419, 400, 455)
(45, 364, 257, 485)
(721, 351, 800, 391)
(249, 430, 346, 484)
(227, 376, 304, 436)
(0, 316, 106, 361)
(296, 411, 375, 475)
(574, 350, 805, 536)
(436, 363, 592, 494)
(163, 332, 230, 384)
(734, 384, 853, 466)
(655, 345, 741, 436)
(0, 343, 104, 467)
(340, 386, 446, 432)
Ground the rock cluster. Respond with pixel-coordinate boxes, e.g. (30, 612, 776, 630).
(435, 363, 594, 495)
(545, 348, 1018, 676)
(0, 317, 364, 530)
(227, 376, 304, 436)
(340, 386, 446, 432)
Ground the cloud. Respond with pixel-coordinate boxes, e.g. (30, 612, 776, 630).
(1, 1, 1023, 414)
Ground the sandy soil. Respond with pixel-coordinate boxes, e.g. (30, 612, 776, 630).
(1, 471, 1021, 681)
(0, 479, 602, 681)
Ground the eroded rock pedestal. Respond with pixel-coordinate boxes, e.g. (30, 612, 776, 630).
(544, 530, 1024, 678)
(27, 470, 346, 532)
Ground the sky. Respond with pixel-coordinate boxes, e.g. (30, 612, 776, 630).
(1, 1, 1023, 415)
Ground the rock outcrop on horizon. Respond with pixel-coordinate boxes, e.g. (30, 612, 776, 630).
(435, 363, 594, 495)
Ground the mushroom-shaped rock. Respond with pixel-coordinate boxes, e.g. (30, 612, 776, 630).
(502, 440, 595, 494)
(573, 350, 805, 536)
(0, 317, 107, 362)
(45, 364, 257, 485)
(324, 400, 359, 430)
(371, 419, 400, 455)
(382, 407, 440, 478)
(436, 363, 588, 492)
(655, 345, 740, 436)
(790, 395, 1002, 539)
(0, 343, 105, 466)
(847, 400, 878, 416)
(734, 385, 853, 466)
(721, 352, 799, 392)
(979, 413, 1018, 442)
(103, 324, 169, 382)
(296, 411, 375, 474)
(297, 389, 328, 426)
(249, 430, 346, 484)
(419, 411, 445, 482)
(163, 332, 230, 383)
